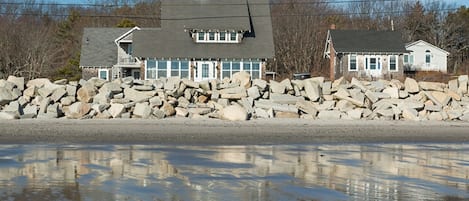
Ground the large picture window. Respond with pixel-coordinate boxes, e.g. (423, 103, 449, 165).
(157, 60, 167, 78)
(220, 60, 262, 79)
(146, 60, 156, 79)
(146, 59, 190, 79)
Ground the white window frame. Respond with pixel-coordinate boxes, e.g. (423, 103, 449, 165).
(220, 59, 262, 79)
(364, 55, 382, 71)
(195, 31, 240, 43)
(145, 59, 191, 80)
(348, 54, 358, 71)
(425, 50, 431, 66)
(98, 69, 109, 81)
(388, 55, 398, 72)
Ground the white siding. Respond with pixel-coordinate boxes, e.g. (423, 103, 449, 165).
(406, 40, 448, 73)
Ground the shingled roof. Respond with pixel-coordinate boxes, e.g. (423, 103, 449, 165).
(133, 0, 275, 59)
(79, 28, 132, 67)
(329, 30, 407, 53)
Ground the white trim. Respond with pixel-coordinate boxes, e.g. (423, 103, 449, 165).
(114, 26, 140, 44)
(388, 55, 398, 72)
(406, 40, 449, 55)
(145, 59, 191, 80)
(221, 60, 262, 80)
(195, 61, 216, 82)
(98, 69, 109, 81)
(195, 31, 240, 43)
(348, 54, 358, 71)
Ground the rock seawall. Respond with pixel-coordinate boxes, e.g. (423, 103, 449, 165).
(1, 72, 469, 121)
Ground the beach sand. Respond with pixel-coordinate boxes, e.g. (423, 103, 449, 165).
(0, 118, 468, 144)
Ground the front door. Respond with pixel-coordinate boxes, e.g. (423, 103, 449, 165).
(195, 61, 216, 82)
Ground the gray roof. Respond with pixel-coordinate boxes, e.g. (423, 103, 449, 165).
(161, 0, 250, 31)
(79, 28, 132, 67)
(330, 30, 407, 53)
(133, 0, 274, 59)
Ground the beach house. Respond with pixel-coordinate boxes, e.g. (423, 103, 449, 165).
(79, 0, 275, 81)
(324, 29, 408, 80)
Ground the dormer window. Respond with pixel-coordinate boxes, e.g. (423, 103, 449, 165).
(220, 32, 226, 41)
(208, 32, 215, 41)
(230, 32, 237, 41)
(194, 30, 241, 43)
(198, 32, 205, 41)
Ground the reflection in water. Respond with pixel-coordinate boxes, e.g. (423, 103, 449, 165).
(0, 144, 467, 201)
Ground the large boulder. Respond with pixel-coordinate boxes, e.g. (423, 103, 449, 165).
(0, 87, 14, 105)
(99, 82, 122, 94)
(232, 71, 251, 89)
(161, 102, 176, 117)
(77, 85, 97, 103)
(317, 110, 342, 120)
(123, 87, 154, 103)
(108, 103, 125, 118)
(66, 102, 91, 119)
(419, 81, 445, 92)
(269, 80, 285, 94)
(7, 76, 24, 91)
(0, 112, 18, 120)
(404, 78, 419, 93)
(26, 78, 51, 88)
(50, 87, 67, 103)
(304, 80, 321, 102)
(133, 102, 152, 119)
(221, 104, 248, 121)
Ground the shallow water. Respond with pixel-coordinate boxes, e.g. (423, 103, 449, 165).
(0, 144, 467, 201)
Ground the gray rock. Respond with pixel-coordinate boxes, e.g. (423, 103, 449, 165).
(7, 76, 24, 91)
(269, 93, 304, 104)
(23, 86, 36, 98)
(182, 79, 199, 88)
(316, 100, 335, 111)
(175, 107, 189, 117)
(317, 110, 342, 120)
(60, 96, 75, 106)
(383, 87, 399, 99)
(376, 109, 395, 119)
(447, 110, 463, 120)
(322, 81, 332, 95)
(448, 79, 458, 92)
(37, 87, 53, 98)
(232, 71, 251, 89)
(304, 80, 320, 102)
(428, 112, 444, 121)
(67, 102, 91, 119)
(0, 87, 14, 105)
(269, 80, 285, 94)
(334, 90, 364, 107)
(92, 103, 110, 113)
(221, 104, 248, 121)
(247, 87, 261, 100)
(280, 78, 293, 91)
(459, 113, 469, 121)
(397, 100, 424, 110)
(133, 85, 154, 91)
(87, 77, 107, 88)
(0, 111, 18, 120)
(188, 107, 212, 115)
(399, 90, 409, 98)
(66, 85, 77, 97)
(133, 102, 152, 119)
(332, 77, 346, 89)
(404, 77, 419, 93)
(108, 103, 125, 118)
(347, 108, 363, 120)
(93, 92, 111, 105)
(0, 80, 15, 90)
(199, 80, 211, 91)
(165, 77, 181, 91)
(153, 109, 166, 119)
(336, 100, 354, 112)
(39, 97, 51, 114)
(2, 101, 23, 115)
(254, 108, 270, 118)
(254, 100, 298, 113)
(162, 102, 176, 117)
(458, 75, 468, 94)
(351, 77, 367, 92)
(54, 79, 67, 85)
(419, 81, 445, 92)
(26, 78, 51, 88)
(296, 100, 318, 115)
(23, 104, 38, 117)
(369, 81, 386, 92)
(402, 108, 419, 121)
(124, 88, 154, 103)
(99, 82, 122, 94)
(51, 87, 67, 103)
(252, 79, 267, 91)
(275, 111, 299, 118)
(77, 85, 97, 103)
(46, 103, 62, 118)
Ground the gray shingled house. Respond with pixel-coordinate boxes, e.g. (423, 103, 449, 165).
(79, 0, 275, 81)
(324, 30, 407, 80)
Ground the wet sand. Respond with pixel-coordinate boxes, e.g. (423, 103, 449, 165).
(0, 118, 468, 144)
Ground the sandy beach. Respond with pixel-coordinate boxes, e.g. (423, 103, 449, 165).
(0, 119, 468, 144)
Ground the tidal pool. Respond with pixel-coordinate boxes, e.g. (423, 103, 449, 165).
(0, 144, 467, 201)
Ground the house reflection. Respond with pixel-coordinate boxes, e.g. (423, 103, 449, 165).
(0, 144, 467, 200)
